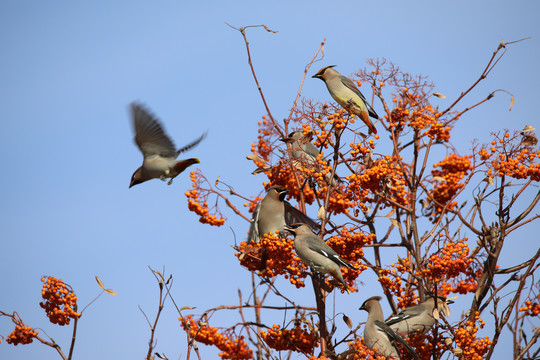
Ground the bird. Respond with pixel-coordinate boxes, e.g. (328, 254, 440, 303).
(313, 65, 378, 134)
(280, 131, 339, 186)
(284, 223, 356, 292)
(248, 187, 317, 243)
(129, 102, 206, 188)
(386, 296, 454, 336)
(360, 296, 419, 360)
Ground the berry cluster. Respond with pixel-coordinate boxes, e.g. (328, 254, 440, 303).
(261, 324, 318, 353)
(180, 315, 253, 360)
(6, 324, 38, 346)
(40, 276, 80, 326)
(185, 170, 226, 226)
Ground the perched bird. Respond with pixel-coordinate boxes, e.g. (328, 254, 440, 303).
(284, 223, 356, 292)
(360, 296, 419, 360)
(280, 131, 339, 186)
(129, 102, 206, 188)
(386, 296, 454, 336)
(248, 187, 317, 243)
(313, 65, 378, 134)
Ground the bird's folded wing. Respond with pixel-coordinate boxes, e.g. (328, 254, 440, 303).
(374, 320, 419, 360)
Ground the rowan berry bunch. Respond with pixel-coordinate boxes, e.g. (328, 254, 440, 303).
(251, 116, 277, 162)
(235, 233, 308, 288)
(426, 154, 473, 221)
(185, 170, 226, 226)
(261, 324, 319, 354)
(5, 314, 38, 346)
(453, 313, 492, 360)
(40, 276, 80, 326)
(180, 315, 253, 360)
(480, 130, 540, 181)
(346, 155, 408, 208)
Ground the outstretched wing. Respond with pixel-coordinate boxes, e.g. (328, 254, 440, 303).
(247, 202, 262, 243)
(131, 102, 177, 158)
(176, 131, 208, 156)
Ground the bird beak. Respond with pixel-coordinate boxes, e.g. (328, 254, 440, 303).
(446, 299, 455, 305)
(283, 225, 295, 234)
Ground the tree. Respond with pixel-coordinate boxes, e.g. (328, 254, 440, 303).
(2, 28, 538, 360)
(183, 28, 538, 360)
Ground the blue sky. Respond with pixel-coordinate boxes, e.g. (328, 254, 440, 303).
(1, 1, 539, 359)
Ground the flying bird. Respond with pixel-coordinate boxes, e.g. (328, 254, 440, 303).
(129, 102, 206, 188)
(313, 65, 378, 134)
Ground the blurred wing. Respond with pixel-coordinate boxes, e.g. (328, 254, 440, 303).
(374, 320, 419, 360)
(339, 76, 379, 119)
(131, 102, 177, 158)
(247, 202, 261, 243)
(283, 201, 318, 230)
(176, 131, 207, 156)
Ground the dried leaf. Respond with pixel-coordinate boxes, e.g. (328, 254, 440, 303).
(509, 95, 514, 111)
(441, 303, 451, 317)
(342, 314, 353, 329)
(180, 306, 196, 311)
(104, 289, 118, 296)
(484, 176, 494, 185)
(521, 134, 538, 146)
(522, 125, 535, 133)
(317, 206, 326, 221)
(252, 166, 271, 175)
(432, 307, 440, 320)
(215, 176, 220, 186)
(95, 276, 105, 290)
(246, 154, 266, 163)
(384, 208, 396, 218)
(444, 337, 453, 347)
(389, 218, 400, 227)
(433, 92, 446, 99)
(155, 353, 168, 359)
(452, 348, 463, 356)
(261, 24, 278, 33)
(432, 176, 446, 182)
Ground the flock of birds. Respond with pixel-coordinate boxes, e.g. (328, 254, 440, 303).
(128, 66, 453, 359)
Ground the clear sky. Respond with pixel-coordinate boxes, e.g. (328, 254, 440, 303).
(1, 1, 539, 359)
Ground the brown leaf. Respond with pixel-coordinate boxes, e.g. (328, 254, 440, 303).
(521, 134, 538, 146)
(261, 25, 278, 33)
(483, 176, 494, 185)
(384, 208, 396, 218)
(389, 218, 400, 227)
(433, 92, 446, 99)
(215, 176, 220, 186)
(104, 289, 118, 296)
(432, 176, 446, 182)
(342, 314, 353, 329)
(522, 125, 535, 133)
(180, 306, 196, 311)
(317, 206, 326, 221)
(252, 166, 271, 175)
(509, 95, 515, 111)
(95, 276, 105, 290)
(246, 154, 266, 163)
